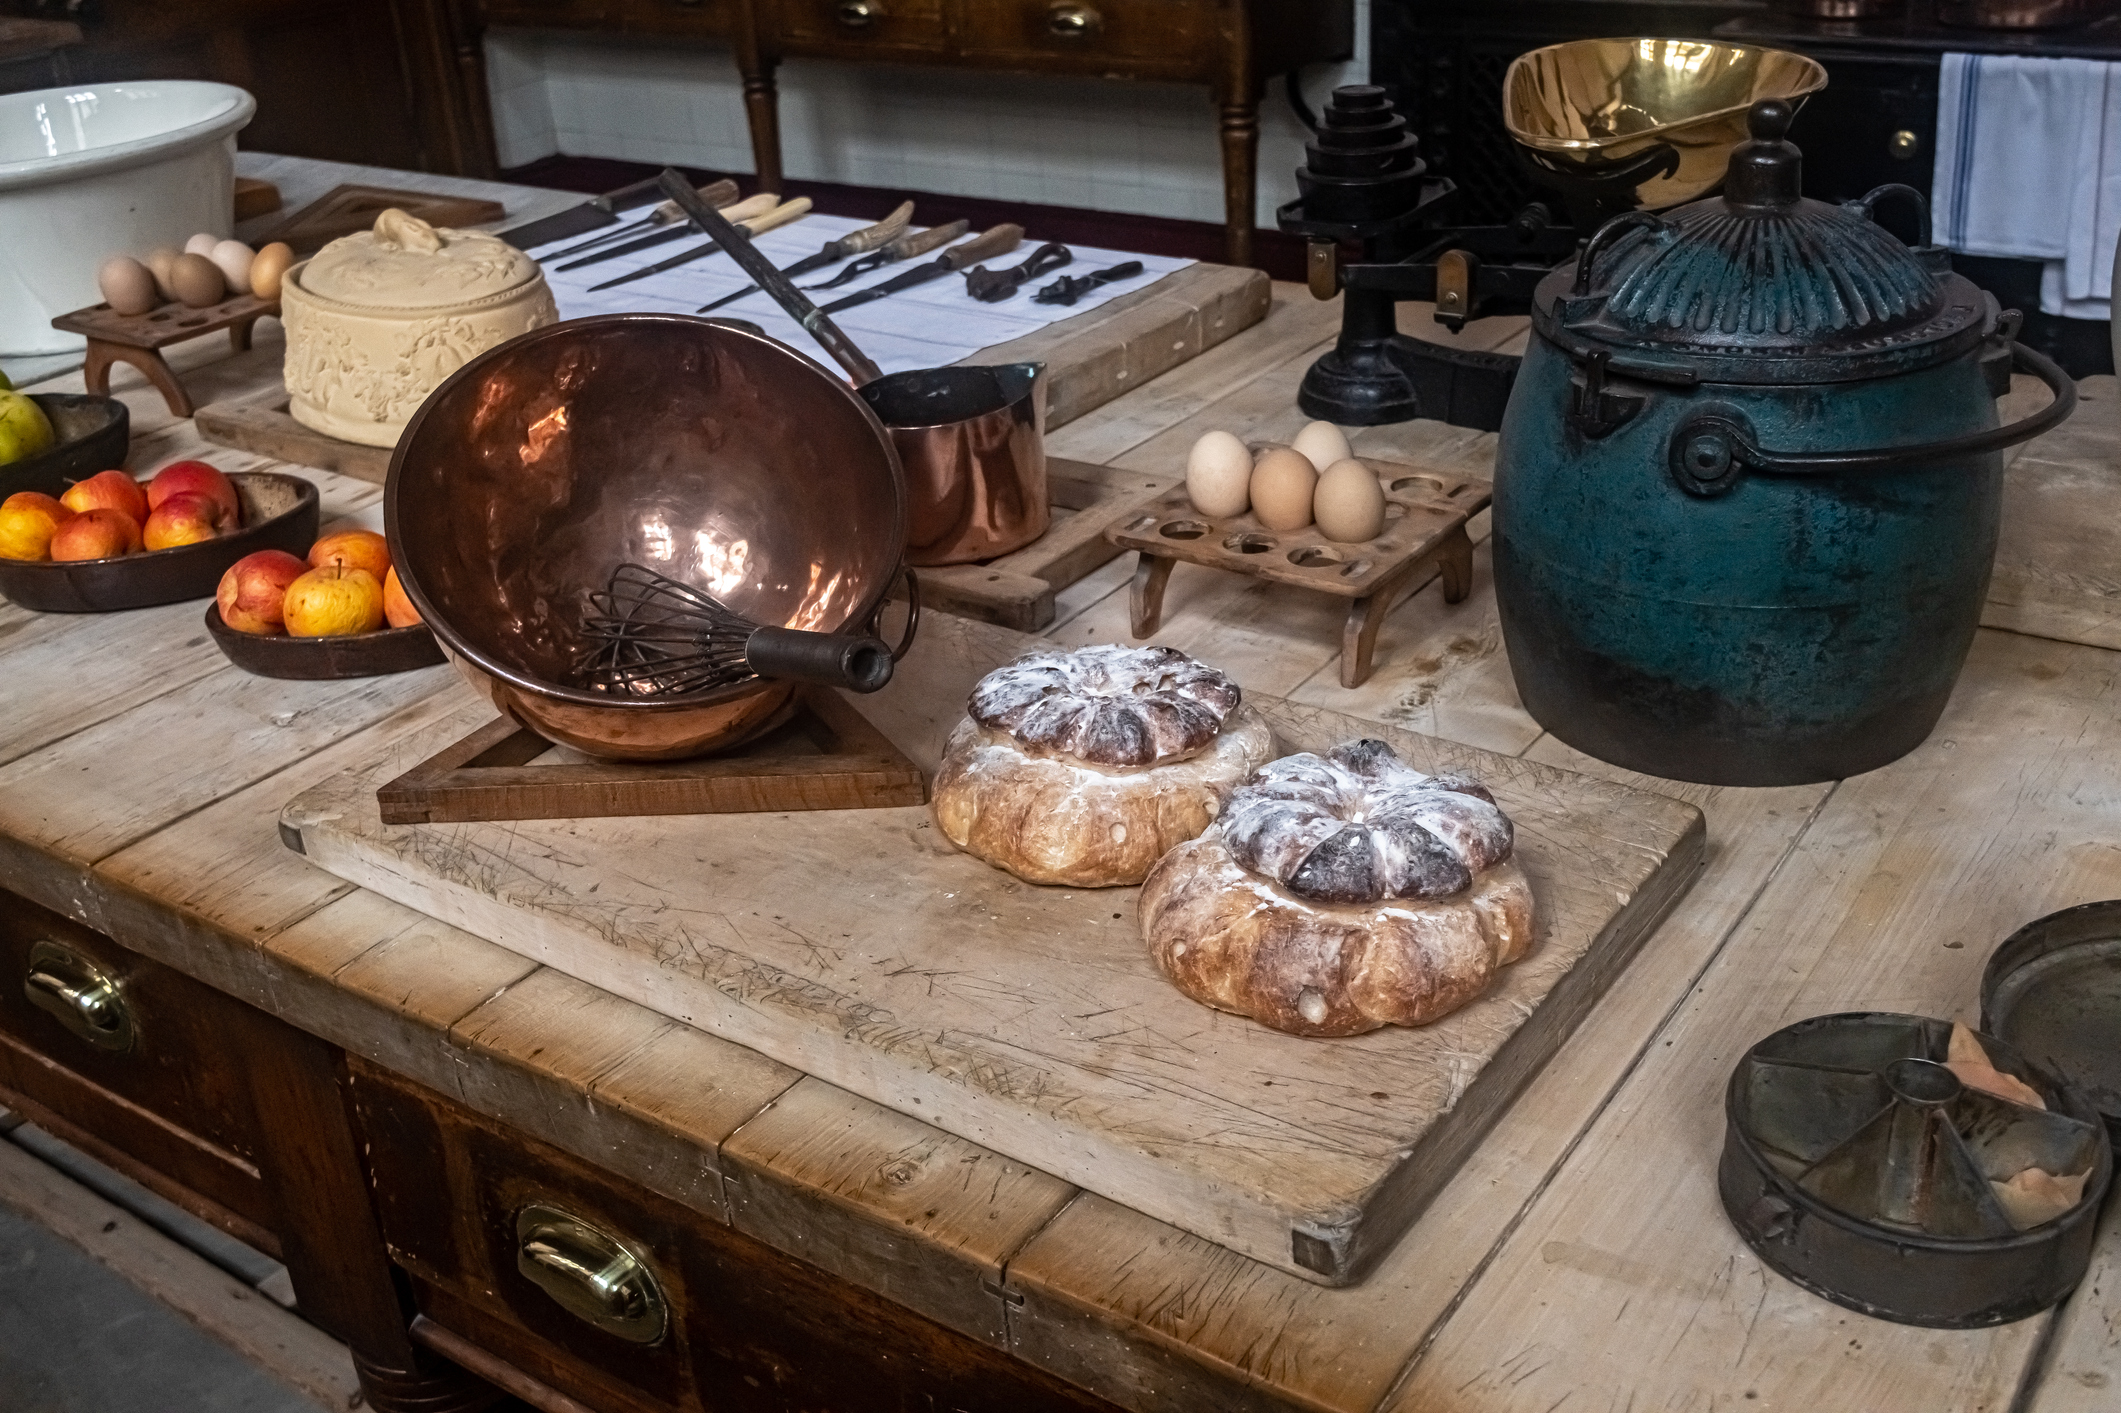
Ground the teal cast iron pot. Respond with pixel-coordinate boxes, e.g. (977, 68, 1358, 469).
(1490, 100, 2075, 787)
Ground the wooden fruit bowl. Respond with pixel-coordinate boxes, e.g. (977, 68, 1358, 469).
(204, 607, 444, 680)
(0, 471, 318, 613)
(0, 393, 130, 503)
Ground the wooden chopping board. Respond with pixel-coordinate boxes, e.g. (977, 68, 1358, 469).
(279, 615, 1704, 1286)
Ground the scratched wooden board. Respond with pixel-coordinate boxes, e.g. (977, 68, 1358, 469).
(280, 613, 1703, 1285)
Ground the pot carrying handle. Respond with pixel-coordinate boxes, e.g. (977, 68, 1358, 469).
(1668, 338, 2077, 492)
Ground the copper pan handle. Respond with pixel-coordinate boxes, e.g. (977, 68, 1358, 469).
(654, 169, 884, 386)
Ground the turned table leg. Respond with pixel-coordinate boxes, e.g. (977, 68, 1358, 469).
(1217, 95, 1259, 269)
(739, 55, 784, 192)
(1130, 552, 1177, 638)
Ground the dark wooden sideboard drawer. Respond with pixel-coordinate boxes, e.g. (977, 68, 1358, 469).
(480, 0, 618, 28)
(0, 889, 278, 1248)
(769, 0, 950, 61)
(951, 0, 1218, 80)
(349, 1057, 1120, 1413)
(620, 0, 740, 37)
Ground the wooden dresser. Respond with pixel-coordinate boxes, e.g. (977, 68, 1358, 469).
(466, 0, 1354, 266)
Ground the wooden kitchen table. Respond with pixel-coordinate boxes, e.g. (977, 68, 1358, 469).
(1, 177, 2118, 1412)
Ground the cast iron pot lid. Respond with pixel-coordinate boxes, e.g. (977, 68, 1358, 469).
(1532, 99, 1992, 387)
(1984, 900, 2121, 1152)
(1719, 1011, 2110, 1328)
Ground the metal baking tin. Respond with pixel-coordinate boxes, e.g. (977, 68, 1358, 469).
(1719, 1011, 2111, 1327)
(1984, 900, 2121, 1151)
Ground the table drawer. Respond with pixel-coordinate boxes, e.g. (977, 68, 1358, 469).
(0, 890, 276, 1246)
(350, 1057, 1121, 1413)
(619, 0, 739, 36)
(768, 0, 949, 62)
(950, 0, 1218, 80)
(480, 0, 617, 28)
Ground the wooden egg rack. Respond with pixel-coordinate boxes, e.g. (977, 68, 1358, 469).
(1104, 459, 1492, 687)
(51, 291, 281, 419)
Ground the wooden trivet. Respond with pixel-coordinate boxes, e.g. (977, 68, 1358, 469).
(195, 388, 392, 483)
(1105, 460, 1492, 688)
(51, 293, 280, 418)
(377, 687, 927, 825)
(260, 184, 506, 252)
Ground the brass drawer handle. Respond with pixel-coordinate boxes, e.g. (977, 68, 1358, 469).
(1047, 2, 1102, 38)
(515, 1203, 667, 1345)
(835, 0, 883, 28)
(24, 941, 133, 1053)
(1888, 128, 1920, 161)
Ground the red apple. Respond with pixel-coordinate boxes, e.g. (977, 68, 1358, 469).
(142, 491, 224, 551)
(283, 565, 384, 637)
(216, 549, 308, 635)
(382, 565, 422, 628)
(61, 469, 149, 524)
(146, 460, 240, 528)
(50, 508, 142, 561)
(307, 529, 391, 581)
(0, 492, 75, 562)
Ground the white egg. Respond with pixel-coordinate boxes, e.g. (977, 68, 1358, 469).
(1290, 420, 1351, 473)
(184, 231, 220, 257)
(1314, 458, 1387, 542)
(1250, 448, 1318, 532)
(1185, 429, 1252, 519)
(209, 239, 255, 295)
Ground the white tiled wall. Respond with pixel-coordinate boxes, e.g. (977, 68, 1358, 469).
(482, 2, 1369, 228)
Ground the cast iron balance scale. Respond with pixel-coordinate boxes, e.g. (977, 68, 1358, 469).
(1280, 39, 1829, 430)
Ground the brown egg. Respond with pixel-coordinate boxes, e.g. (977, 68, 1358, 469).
(247, 242, 295, 301)
(1249, 447, 1318, 532)
(168, 252, 226, 308)
(1313, 457, 1387, 542)
(97, 256, 159, 316)
(144, 246, 183, 301)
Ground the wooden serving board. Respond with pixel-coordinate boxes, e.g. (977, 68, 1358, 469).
(281, 615, 1704, 1286)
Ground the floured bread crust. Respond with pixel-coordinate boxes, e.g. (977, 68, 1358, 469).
(1139, 740, 1537, 1036)
(932, 704, 1275, 888)
(969, 644, 1241, 767)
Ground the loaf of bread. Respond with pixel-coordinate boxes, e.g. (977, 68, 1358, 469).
(931, 645, 1274, 887)
(1140, 738, 1536, 1036)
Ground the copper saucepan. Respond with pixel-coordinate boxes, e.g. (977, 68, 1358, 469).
(659, 172, 1050, 568)
(386, 314, 912, 761)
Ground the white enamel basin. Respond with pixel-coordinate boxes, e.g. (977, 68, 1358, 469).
(0, 82, 256, 356)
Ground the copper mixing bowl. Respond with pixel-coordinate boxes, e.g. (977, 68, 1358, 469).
(386, 314, 907, 761)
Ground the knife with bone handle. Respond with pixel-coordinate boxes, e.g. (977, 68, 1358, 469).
(558, 192, 779, 271)
(541, 179, 740, 260)
(585, 198, 815, 291)
(695, 201, 918, 313)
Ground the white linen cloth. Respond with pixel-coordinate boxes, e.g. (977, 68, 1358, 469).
(1932, 52, 2121, 320)
(519, 213, 1193, 377)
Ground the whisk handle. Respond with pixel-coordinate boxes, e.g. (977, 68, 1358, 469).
(745, 628, 896, 693)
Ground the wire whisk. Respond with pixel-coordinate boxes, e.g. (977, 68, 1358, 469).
(574, 563, 895, 698)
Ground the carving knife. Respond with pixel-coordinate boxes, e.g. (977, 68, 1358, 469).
(817, 225, 1025, 316)
(585, 197, 815, 291)
(559, 192, 779, 270)
(540, 178, 739, 260)
(1033, 260, 1146, 306)
(963, 241, 1072, 302)
(802, 219, 970, 291)
(694, 201, 916, 313)
(496, 174, 666, 250)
